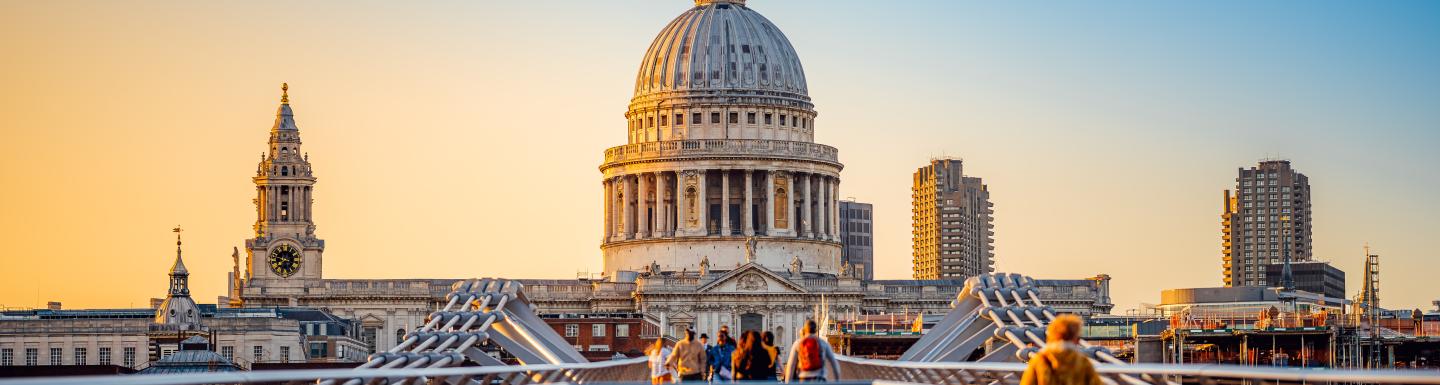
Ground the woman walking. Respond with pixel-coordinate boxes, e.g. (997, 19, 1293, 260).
(732, 331, 773, 382)
(647, 338, 673, 384)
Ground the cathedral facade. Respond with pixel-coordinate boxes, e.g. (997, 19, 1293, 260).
(232, 0, 1114, 355)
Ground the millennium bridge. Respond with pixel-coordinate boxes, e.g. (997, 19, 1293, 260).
(2, 274, 1436, 385)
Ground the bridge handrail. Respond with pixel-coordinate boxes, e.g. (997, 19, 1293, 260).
(837, 354, 1440, 384)
(0, 357, 649, 385)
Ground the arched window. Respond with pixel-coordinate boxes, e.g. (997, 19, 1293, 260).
(281, 166, 289, 176)
(396, 328, 407, 345)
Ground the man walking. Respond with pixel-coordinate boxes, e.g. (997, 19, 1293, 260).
(666, 329, 708, 383)
(783, 320, 840, 382)
(1020, 314, 1102, 385)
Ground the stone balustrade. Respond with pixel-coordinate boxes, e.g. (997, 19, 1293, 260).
(602, 139, 839, 166)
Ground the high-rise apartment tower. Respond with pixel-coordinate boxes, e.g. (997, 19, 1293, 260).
(912, 159, 994, 279)
(1221, 160, 1313, 287)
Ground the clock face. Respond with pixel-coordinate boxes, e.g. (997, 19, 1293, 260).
(268, 244, 302, 278)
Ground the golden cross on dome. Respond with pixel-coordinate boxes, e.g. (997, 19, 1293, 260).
(281, 83, 289, 104)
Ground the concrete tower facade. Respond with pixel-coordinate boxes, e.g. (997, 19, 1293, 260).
(911, 159, 994, 280)
(1221, 160, 1312, 287)
(600, 0, 843, 277)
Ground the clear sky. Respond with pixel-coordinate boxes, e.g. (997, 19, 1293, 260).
(2, 1, 1437, 312)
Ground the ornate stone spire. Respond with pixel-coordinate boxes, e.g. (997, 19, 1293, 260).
(169, 226, 189, 292)
(272, 83, 298, 132)
(156, 226, 201, 327)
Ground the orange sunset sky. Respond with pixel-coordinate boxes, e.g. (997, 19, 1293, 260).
(1, 1, 1437, 312)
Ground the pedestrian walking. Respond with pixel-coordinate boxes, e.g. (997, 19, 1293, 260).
(647, 338, 673, 384)
(783, 320, 840, 382)
(708, 329, 737, 382)
(1020, 314, 1102, 385)
(762, 331, 779, 380)
(666, 329, 708, 383)
(732, 331, 773, 381)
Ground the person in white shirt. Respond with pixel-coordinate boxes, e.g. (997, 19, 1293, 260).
(648, 338, 673, 384)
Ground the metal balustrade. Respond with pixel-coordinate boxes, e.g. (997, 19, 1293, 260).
(3, 360, 1437, 385)
(602, 139, 840, 165)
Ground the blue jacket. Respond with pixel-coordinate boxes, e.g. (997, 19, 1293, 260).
(707, 343, 736, 377)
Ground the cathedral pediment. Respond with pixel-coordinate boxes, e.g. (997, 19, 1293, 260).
(696, 264, 807, 294)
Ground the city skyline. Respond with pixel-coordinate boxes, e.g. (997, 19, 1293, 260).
(2, 0, 1438, 313)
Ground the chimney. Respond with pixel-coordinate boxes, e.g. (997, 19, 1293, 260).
(46, 302, 62, 310)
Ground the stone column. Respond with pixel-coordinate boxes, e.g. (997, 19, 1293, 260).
(743, 170, 754, 236)
(831, 177, 841, 241)
(675, 171, 687, 236)
(785, 172, 794, 235)
(698, 170, 709, 236)
(765, 171, 775, 236)
(619, 176, 631, 240)
(801, 173, 813, 238)
(656, 172, 668, 237)
(300, 187, 309, 223)
(721, 170, 731, 236)
(823, 176, 835, 239)
(257, 186, 266, 224)
(603, 178, 612, 241)
(638, 173, 650, 239)
(614, 176, 625, 241)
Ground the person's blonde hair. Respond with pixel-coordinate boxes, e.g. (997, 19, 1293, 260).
(1047, 314, 1084, 343)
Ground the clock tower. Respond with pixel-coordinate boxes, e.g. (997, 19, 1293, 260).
(244, 83, 325, 285)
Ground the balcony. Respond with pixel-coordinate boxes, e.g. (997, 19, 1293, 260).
(602, 139, 840, 167)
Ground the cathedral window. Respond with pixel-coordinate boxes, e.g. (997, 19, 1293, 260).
(675, 113, 684, 125)
(710, 112, 721, 124)
(281, 166, 289, 176)
(692, 113, 701, 125)
(647, 117, 654, 128)
(764, 113, 772, 125)
(747, 112, 756, 124)
(728, 112, 738, 124)
(780, 115, 787, 126)
(396, 328, 406, 344)
(659, 115, 667, 126)
(281, 202, 290, 221)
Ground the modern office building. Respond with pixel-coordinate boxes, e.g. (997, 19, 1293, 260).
(838, 200, 874, 280)
(911, 159, 994, 279)
(1221, 160, 1313, 287)
(1263, 261, 1345, 299)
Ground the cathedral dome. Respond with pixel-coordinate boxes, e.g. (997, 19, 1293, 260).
(631, 0, 809, 109)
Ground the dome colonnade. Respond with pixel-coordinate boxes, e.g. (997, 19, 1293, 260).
(601, 0, 843, 277)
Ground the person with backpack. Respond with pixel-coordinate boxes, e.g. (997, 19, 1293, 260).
(783, 320, 840, 382)
(1020, 314, 1102, 385)
(666, 329, 708, 383)
(707, 329, 737, 382)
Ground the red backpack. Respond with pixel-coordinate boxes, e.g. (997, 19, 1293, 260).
(797, 336, 823, 372)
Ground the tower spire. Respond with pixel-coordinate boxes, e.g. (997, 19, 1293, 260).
(168, 226, 190, 296)
(272, 83, 299, 131)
